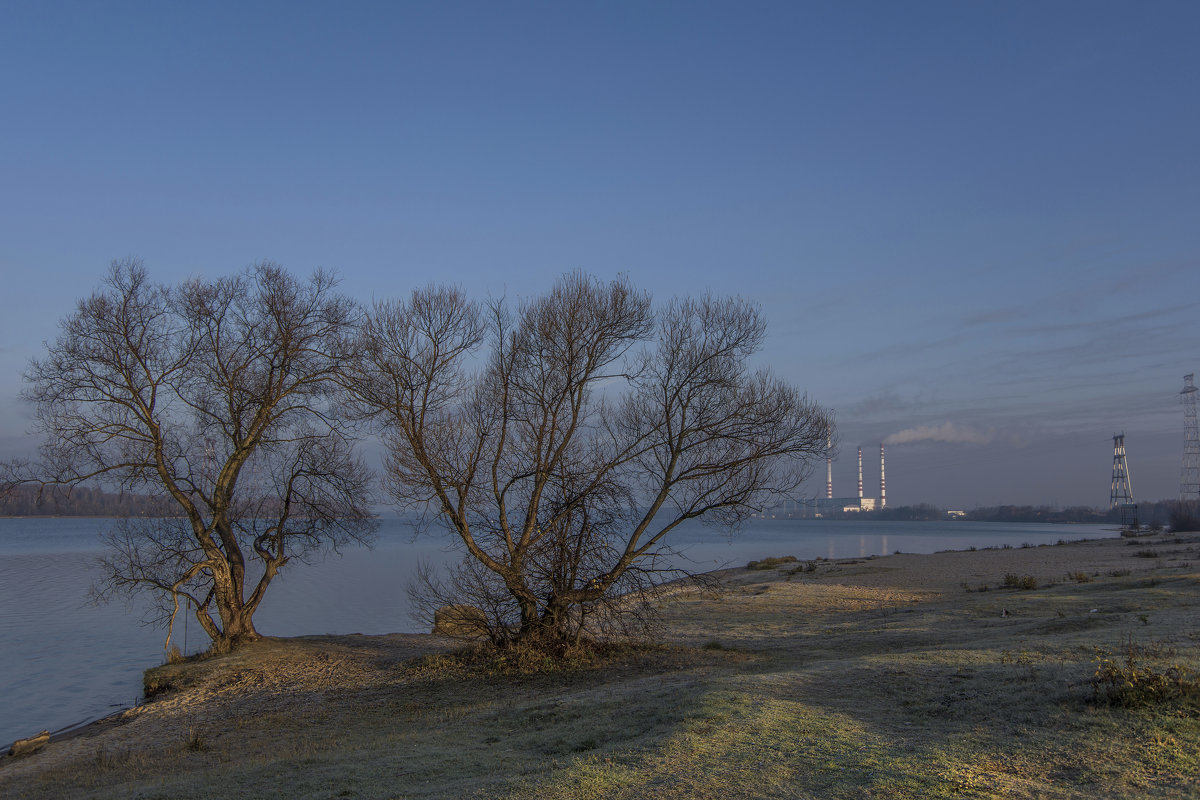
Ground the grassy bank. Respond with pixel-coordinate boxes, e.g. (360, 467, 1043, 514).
(2, 533, 1198, 799)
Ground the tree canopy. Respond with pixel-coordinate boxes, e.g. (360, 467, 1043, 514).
(13, 261, 376, 652)
(347, 273, 832, 649)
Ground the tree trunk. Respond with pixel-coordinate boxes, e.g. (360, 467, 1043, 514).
(203, 566, 262, 653)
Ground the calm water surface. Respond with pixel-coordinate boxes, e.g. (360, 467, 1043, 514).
(0, 516, 1116, 746)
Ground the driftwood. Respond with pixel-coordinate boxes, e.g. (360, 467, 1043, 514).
(8, 730, 50, 757)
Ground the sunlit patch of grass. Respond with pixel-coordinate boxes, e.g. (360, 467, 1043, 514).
(513, 691, 906, 800)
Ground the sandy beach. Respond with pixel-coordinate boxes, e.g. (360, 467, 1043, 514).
(2, 531, 1197, 799)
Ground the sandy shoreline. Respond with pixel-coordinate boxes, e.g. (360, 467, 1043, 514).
(3, 530, 1197, 799)
(17, 532, 1121, 745)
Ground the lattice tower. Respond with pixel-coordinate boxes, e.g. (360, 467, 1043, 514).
(1183, 374, 1200, 501)
(1109, 433, 1134, 508)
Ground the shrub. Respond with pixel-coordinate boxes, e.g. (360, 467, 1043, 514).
(1069, 571, 1093, 584)
(1134, 550, 1160, 559)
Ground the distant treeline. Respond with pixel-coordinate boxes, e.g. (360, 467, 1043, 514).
(871, 503, 945, 521)
(802, 500, 1200, 529)
(962, 505, 1112, 524)
(0, 485, 179, 517)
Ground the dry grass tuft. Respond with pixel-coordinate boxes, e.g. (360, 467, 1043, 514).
(1092, 639, 1200, 711)
(1002, 572, 1039, 590)
(745, 555, 797, 570)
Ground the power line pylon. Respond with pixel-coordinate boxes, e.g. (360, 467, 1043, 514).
(1110, 433, 1137, 529)
(1183, 374, 1200, 502)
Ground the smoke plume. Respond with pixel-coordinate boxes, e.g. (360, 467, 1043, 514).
(883, 422, 994, 446)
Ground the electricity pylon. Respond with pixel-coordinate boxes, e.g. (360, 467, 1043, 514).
(1183, 374, 1200, 502)
(1110, 433, 1137, 529)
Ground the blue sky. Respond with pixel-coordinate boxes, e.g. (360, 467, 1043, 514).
(1, 1, 1197, 507)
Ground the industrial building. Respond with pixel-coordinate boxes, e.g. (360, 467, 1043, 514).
(760, 442, 887, 518)
(805, 443, 886, 516)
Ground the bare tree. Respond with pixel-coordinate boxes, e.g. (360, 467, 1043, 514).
(347, 273, 832, 651)
(12, 260, 375, 653)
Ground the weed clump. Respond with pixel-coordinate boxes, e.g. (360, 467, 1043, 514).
(1091, 641, 1200, 711)
(746, 556, 798, 570)
(1002, 573, 1038, 590)
(184, 727, 208, 752)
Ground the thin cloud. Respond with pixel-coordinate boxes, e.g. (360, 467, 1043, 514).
(884, 422, 995, 446)
(1016, 303, 1194, 337)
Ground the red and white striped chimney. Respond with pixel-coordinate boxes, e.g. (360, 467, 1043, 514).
(880, 444, 886, 509)
(857, 446, 863, 500)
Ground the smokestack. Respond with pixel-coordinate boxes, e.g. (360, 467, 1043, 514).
(826, 434, 832, 499)
(857, 446, 863, 500)
(880, 444, 886, 509)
